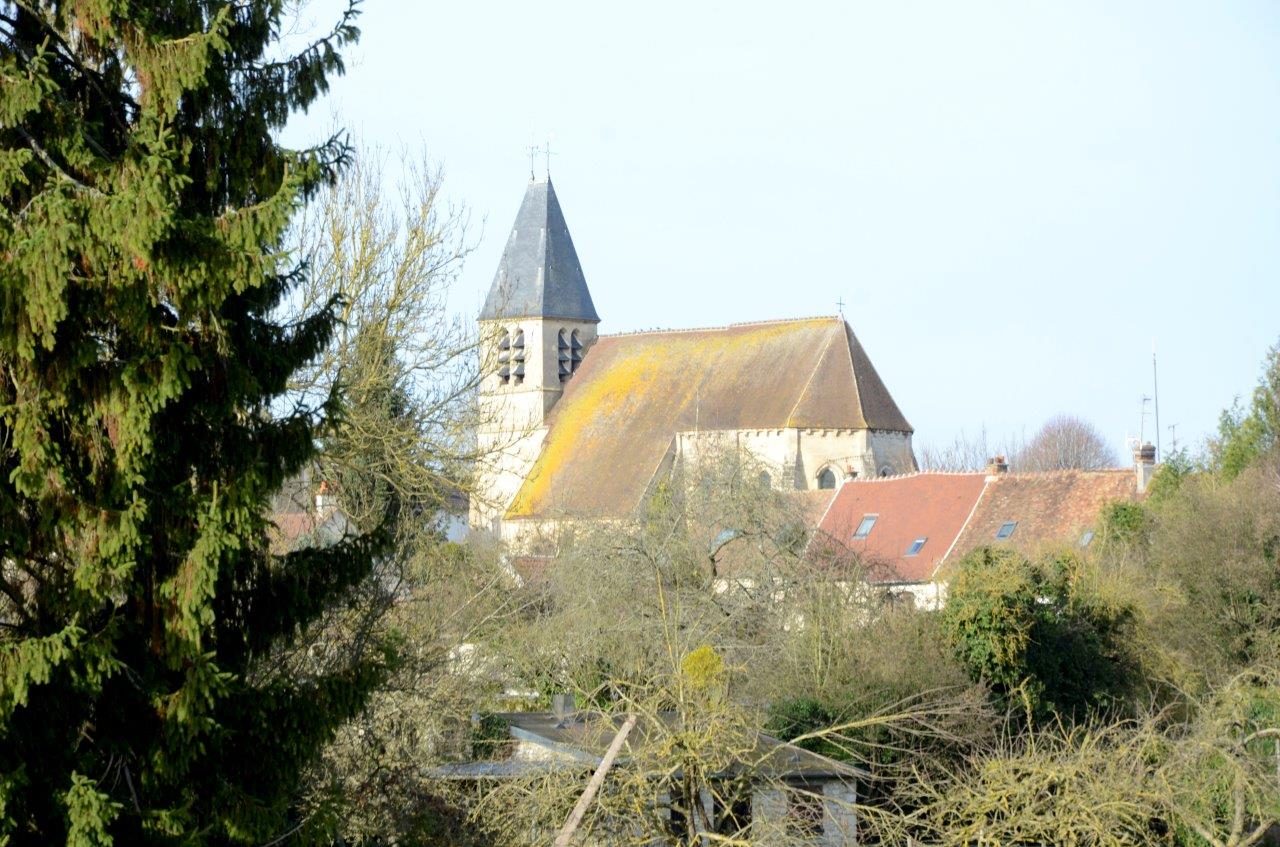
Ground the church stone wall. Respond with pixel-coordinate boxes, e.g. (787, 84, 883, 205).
(672, 427, 916, 491)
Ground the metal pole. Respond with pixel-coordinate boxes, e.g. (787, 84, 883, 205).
(1152, 344, 1161, 461)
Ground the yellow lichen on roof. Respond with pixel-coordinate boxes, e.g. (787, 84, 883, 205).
(505, 316, 911, 520)
(507, 352, 671, 517)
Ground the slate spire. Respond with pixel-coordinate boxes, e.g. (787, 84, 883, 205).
(480, 177, 599, 322)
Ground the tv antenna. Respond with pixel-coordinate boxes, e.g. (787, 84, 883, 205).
(1152, 342, 1161, 461)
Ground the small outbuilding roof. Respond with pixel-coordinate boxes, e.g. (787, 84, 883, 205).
(431, 710, 867, 781)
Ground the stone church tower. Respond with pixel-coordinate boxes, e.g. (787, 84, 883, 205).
(471, 177, 599, 531)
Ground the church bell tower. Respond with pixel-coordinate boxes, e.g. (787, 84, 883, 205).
(472, 176, 600, 531)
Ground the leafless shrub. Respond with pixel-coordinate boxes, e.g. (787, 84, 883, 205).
(1014, 413, 1119, 471)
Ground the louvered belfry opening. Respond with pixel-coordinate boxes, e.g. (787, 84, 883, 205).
(558, 328, 585, 383)
(498, 329, 511, 385)
(512, 329, 526, 385)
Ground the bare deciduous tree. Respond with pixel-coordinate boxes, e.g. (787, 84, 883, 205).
(1014, 414, 1119, 472)
(917, 426, 1025, 472)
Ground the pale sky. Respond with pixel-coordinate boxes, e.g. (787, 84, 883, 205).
(285, 1, 1280, 461)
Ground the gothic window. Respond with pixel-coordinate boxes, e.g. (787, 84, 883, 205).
(817, 467, 837, 490)
(758, 471, 772, 489)
(497, 329, 511, 385)
(512, 329, 525, 385)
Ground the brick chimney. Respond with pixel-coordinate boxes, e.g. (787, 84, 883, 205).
(1134, 442, 1157, 494)
(984, 455, 1009, 479)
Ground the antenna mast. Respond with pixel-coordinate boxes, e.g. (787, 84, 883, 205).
(1152, 342, 1161, 461)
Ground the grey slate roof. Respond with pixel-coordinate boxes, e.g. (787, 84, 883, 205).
(479, 178, 599, 322)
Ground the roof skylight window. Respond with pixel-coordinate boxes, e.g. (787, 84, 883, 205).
(853, 515, 877, 539)
(995, 521, 1017, 540)
(1079, 530, 1095, 548)
(905, 537, 927, 557)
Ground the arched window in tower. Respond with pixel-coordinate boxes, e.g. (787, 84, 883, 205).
(557, 329, 571, 383)
(512, 329, 525, 385)
(497, 329, 511, 385)
(817, 467, 837, 490)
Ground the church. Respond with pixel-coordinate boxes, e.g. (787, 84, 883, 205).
(470, 177, 919, 544)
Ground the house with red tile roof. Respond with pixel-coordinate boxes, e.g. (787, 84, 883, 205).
(809, 453, 1154, 607)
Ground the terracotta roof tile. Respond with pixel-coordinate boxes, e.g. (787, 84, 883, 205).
(813, 468, 1142, 584)
(814, 473, 989, 582)
(507, 317, 910, 520)
(950, 469, 1138, 564)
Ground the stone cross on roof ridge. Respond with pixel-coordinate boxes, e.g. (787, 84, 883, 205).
(480, 178, 599, 323)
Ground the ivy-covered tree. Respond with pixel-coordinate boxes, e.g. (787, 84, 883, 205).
(940, 547, 1137, 719)
(0, 2, 388, 843)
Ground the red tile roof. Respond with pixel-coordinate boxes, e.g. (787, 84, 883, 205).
(813, 473, 989, 582)
(813, 468, 1142, 584)
(950, 470, 1137, 566)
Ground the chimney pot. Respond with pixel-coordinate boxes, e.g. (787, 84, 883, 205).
(985, 455, 1009, 477)
(1134, 442, 1157, 493)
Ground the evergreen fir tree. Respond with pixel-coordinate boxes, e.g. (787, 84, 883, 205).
(0, 2, 389, 843)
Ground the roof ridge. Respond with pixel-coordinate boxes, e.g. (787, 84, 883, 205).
(838, 470, 986, 485)
(600, 315, 840, 339)
(1000, 467, 1131, 478)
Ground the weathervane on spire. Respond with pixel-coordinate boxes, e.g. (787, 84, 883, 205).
(526, 143, 538, 181)
(543, 133, 556, 179)
(525, 137, 557, 181)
